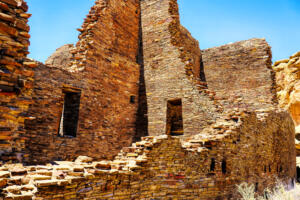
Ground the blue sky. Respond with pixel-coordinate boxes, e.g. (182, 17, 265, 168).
(27, 0, 300, 62)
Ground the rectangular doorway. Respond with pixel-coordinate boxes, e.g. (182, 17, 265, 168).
(166, 99, 183, 136)
(58, 90, 81, 137)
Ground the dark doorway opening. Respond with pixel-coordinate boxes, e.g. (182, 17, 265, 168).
(210, 158, 216, 172)
(58, 90, 81, 137)
(297, 167, 300, 182)
(222, 160, 227, 174)
(166, 99, 183, 136)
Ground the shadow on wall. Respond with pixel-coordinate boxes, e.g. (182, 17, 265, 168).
(135, 7, 149, 141)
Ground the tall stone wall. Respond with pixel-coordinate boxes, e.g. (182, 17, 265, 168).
(141, 0, 222, 137)
(0, 0, 35, 162)
(23, 0, 142, 164)
(202, 39, 276, 111)
(0, 109, 295, 199)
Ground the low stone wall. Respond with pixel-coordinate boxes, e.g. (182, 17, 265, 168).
(0, 109, 295, 199)
(0, 0, 36, 162)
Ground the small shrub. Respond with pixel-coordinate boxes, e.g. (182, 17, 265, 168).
(237, 182, 300, 200)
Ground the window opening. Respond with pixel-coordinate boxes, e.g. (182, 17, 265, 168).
(130, 95, 136, 104)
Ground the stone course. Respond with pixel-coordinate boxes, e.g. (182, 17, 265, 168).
(0, 0, 297, 199)
(23, 0, 142, 164)
(202, 38, 276, 111)
(0, 0, 35, 162)
(0, 109, 296, 199)
(141, 0, 223, 137)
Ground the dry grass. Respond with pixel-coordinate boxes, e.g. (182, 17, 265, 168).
(237, 182, 300, 200)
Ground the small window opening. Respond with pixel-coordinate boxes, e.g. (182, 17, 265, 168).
(210, 158, 215, 172)
(269, 165, 271, 173)
(130, 95, 136, 104)
(279, 166, 283, 173)
(222, 160, 227, 174)
(58, 89, 81, 137)
(264, 166, 267, 173)
(166, 99, 183, 136)
(232, 117, 239, 123)
(255, 182, 259, 192)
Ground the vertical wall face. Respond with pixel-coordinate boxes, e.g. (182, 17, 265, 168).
(141, 0, 220, 137)
(202, 39, 276, 111)
(0, 0, 34, 162)
(1, 111, 295, 199)
(24, 0, 142, 163)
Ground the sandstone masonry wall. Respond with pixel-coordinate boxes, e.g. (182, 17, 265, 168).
(23, 0, 142, 164)
(0, 0, 36, 162)
(202, 39, 276, 111)
(0, 109, 295, 199)
(141, 0, 222, 137)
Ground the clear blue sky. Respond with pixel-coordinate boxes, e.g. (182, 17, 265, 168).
(27, 0, 300, 62)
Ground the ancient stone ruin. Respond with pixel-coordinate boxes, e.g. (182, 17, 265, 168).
(0, 0, 297, 199)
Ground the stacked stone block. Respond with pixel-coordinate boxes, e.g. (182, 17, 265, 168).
(0, 0, 35, 162)
(24, 0, 142, 164)
(202, 38, 276, 111)
(0, 109, 295, 199)
(141, 0, 223, 137)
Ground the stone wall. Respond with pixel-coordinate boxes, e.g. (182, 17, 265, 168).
(23, 0, 142, 164)
(141, 0, 222, 137)
(0, 109, 295, 199)
(202, 39, 276, 111)
(0, 0, 36, 162)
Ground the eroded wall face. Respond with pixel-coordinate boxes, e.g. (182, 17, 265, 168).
(24, 0, 141, 164)
(0, 0, 35, 162)
(272, 52, 300, 154)
(141, 0, 221, 137)
(273, 52, 300, 126)
(202, 39, 276, 111)
(1, 110, 295, 199)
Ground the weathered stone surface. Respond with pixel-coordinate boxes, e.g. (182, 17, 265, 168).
(74, 156, 93, 164)
(141, 0, 222, 137)
(0, 0, 297, 199)
(45, 44, 74, 70)
(24, 0, 142, 164)
(0, 0, 33, 163)
(273, 52, 300, 154)
(1, 110, 296, 199)
(273, 52, 300, 124)
(202, 38, 276, 111)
